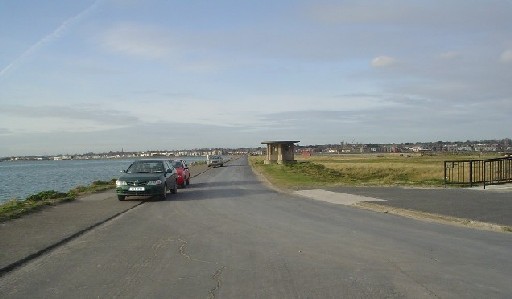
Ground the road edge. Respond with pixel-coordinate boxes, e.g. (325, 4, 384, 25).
(0, 201, 144, 277)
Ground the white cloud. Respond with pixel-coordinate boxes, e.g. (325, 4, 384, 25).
(98, 23, 229, 73)
(500, 49, 512, 63)
(0, 104, 139, 134)
(101, 23, 176, 59)
(371, 56, 397, 68)
(440, 51, 461, 60)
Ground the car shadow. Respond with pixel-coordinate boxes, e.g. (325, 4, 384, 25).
(120, 195, 165, 202)
(219, 164, 246, 167)
(184, 181, 260, 189)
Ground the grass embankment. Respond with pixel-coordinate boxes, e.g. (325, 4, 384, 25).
(0, 180, 115, 222)
(249, 153, 502, 190)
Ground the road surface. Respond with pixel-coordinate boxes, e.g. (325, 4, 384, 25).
(1, 156, 511, 298)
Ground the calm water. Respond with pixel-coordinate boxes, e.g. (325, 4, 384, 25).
(0, 157, 204, 203)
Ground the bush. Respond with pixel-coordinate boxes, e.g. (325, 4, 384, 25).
(92, 180, 113, 186)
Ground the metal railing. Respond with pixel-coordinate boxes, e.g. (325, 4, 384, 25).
(444, 157, 512, 188)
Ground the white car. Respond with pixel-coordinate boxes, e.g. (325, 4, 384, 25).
(206, 155, 224, 167)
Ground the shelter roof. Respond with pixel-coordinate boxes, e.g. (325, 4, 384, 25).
(261, 141, 300, 144)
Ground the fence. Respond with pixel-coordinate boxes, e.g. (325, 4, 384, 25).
(444, 157, 512, 188)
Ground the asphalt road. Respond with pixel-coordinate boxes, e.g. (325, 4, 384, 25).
(1, 156, 511, 298)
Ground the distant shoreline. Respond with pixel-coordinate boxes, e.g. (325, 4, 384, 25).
(1, 155, 210, 162)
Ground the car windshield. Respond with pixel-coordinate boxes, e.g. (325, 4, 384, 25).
(127, 161, 164, 173)
(171, 161, 183, 168)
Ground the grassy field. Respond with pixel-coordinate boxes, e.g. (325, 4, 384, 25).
(249, 153, 503, 189)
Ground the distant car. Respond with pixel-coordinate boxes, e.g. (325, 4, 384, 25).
(207, 155, 224, 167)
(170, 159, 190, 188)
(116, 159, 177, 201)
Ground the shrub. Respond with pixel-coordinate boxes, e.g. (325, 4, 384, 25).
(92, 180, 112, 186)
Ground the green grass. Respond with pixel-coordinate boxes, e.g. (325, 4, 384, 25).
(191, 160, 207, 165)
(249, 153, 503, 189)
(250, 158, 347, 189)
(67, 179, 116, 197)
(0, 179, 116, 222)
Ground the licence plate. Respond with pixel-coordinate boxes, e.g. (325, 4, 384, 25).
(129, 187, 145, 191)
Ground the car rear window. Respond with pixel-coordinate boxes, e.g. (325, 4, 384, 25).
(128, 161, 164, 173)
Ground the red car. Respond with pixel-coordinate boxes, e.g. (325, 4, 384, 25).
(170, 159, 190, 188)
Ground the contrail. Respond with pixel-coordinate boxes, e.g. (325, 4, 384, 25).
(0, 0, 103, 79)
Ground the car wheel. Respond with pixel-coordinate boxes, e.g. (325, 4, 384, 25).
(161, 184, 168, 200)
(181, 179, 186, 188)
(117, 195, 126, 201)
(171, 181, 178, 194)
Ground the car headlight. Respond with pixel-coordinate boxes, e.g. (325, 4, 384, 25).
(116, 180, 127, 186)
(147, 180, 163, 185)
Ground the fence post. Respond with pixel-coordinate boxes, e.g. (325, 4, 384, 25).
(444, 161, 447, 187)
(483, 161, 486, 189)
(469, 160, 473, 187)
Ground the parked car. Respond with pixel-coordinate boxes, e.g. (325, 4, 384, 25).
(206, 155, 224, 167)
(170, 159, 190, 188)
(116, 159, 177, 201)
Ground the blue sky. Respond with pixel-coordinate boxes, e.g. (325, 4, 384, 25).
(1, 0, 511, 156)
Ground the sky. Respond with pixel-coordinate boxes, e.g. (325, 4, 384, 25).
(1, 0, 511, 156)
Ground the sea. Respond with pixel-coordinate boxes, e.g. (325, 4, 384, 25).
(0, 157, 205, 204)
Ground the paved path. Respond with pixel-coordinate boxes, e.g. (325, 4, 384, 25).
(293, 185, 512, 230)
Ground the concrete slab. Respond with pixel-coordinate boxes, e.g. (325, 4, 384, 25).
(294, 189, 386, 206)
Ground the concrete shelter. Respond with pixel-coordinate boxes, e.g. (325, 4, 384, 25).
(261, 141, 300, 164)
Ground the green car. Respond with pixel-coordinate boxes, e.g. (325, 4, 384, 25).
(116, 159, 178, 201)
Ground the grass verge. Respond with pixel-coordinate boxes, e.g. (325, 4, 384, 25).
(249, 155, 444, 189)
(0, 179, 116, 222)
(249, 153, 503, 189)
